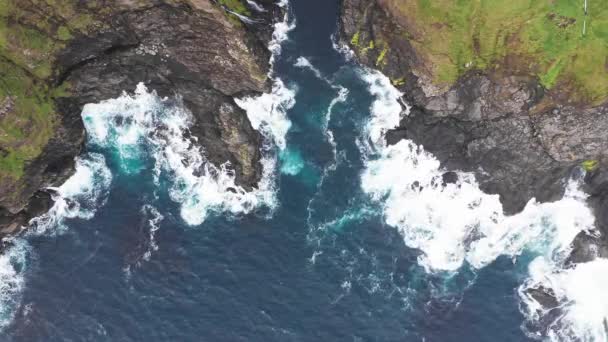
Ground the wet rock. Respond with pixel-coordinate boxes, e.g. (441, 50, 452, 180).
(0, 0, 283, 237)
(441, 172, 458, 186)
(339, 0, 608, 220)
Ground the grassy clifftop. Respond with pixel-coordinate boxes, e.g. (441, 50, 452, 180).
(0, 0, 102, 181)
(0, 0, 251, 182)
(380, 0, 608, 104)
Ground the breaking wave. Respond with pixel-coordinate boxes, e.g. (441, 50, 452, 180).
(82, 83, 278, 225)
(29, 153, 112, 235)
(520, 257, 608, 342)
(0, 152, 112, 332)
(357, 68, 599, 339)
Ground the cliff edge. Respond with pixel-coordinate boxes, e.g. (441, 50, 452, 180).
(340, 0, 608, 263)
(0, 0, 281, 237)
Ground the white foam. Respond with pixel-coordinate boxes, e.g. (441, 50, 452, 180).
(235, 79, 295, 151)
(0, 239, 28, 330)
(268, 1, 295, 68)
(362, 142, 594, 271)
(84, 83, 281, 225)
(294, 57, 325, 80)
(521, 258, 608, 342)
(330, 33, 355, 60)
(358, 67, 599, 339)
(29, 153, 112, 235)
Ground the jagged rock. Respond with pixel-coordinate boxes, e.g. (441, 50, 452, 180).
(0, 0, 283, 237)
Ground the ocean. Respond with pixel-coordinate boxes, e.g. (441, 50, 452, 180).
(0, 0, 602, 341)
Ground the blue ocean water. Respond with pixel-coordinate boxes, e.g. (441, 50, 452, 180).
(0, 1, 559, 341)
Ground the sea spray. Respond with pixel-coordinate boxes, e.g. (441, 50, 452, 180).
(0, 239, 28, 330)
(0, 152, 113, 331)
(29, 153, 112, 235)
(235, 0, 297, 181)
(83, 84, 279, 225)
(357, 67, 599, 338)
(520, 257, 608, 342)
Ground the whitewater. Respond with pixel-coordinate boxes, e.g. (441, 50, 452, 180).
(0, 0, 605, 341)
(357, 68, 607, 342)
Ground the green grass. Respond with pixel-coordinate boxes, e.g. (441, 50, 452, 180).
(0, 0, 92, 180)
(385, 0, 608, 103)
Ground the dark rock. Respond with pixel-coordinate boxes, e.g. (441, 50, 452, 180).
(0, 0, 283, 237)
(339, 0, 608, 220)
(441, 172, 458, 186)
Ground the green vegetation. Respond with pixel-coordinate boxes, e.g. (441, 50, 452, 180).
(350, 31, 361, 47)
(376, 45, 389, 66)
(217, 0, 251, 24)
(386, 0, 608, 103)
(581, 159, 600, 172)
(0, 0, 98, 180)
(391, 77, 406, 86)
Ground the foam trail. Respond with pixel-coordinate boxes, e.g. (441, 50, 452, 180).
(83, 83, 280, 225)
(235, 1, 297, 181)
(294, 57, 325, 80)
(141, 204, 163, 261)
(0, 152, 112, 331)
(268, 0, 295, 68)
(358, 68, 599, 338)
(246, 0, 266, 12)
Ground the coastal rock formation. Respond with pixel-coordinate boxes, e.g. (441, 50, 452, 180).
(340, 0, 608, 237)
(0, 0, 281, 237)
(339, 0, 608, 316)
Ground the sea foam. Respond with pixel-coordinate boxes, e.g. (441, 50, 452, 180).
(358, 68, 599, 339)
(29, 153, 112, 235)
(82, 83, 279, 225)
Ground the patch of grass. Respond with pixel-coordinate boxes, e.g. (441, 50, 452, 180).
(376, 45, 389, 66)
(0, 0, 96, 180)
(386, 0, 608, 103)
(582, 159, 600, 172)
(350, 31, 361, 47)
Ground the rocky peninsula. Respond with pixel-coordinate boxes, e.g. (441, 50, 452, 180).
(0, 0, 281, 237)
(339, 0, 608, 309)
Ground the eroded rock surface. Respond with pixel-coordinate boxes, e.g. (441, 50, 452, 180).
(0, 0, 282, 236)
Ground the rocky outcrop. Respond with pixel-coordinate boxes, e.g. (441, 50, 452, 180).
(340, 0, 608, 227)
(0, 0, 282, 237)
(340, 0, 608, 327)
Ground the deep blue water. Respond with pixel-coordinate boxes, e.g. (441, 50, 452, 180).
(2, 1, 534, 341)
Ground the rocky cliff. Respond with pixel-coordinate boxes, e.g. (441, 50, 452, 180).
(0, 0, 281, 237)
(339, 1, 608, 261)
